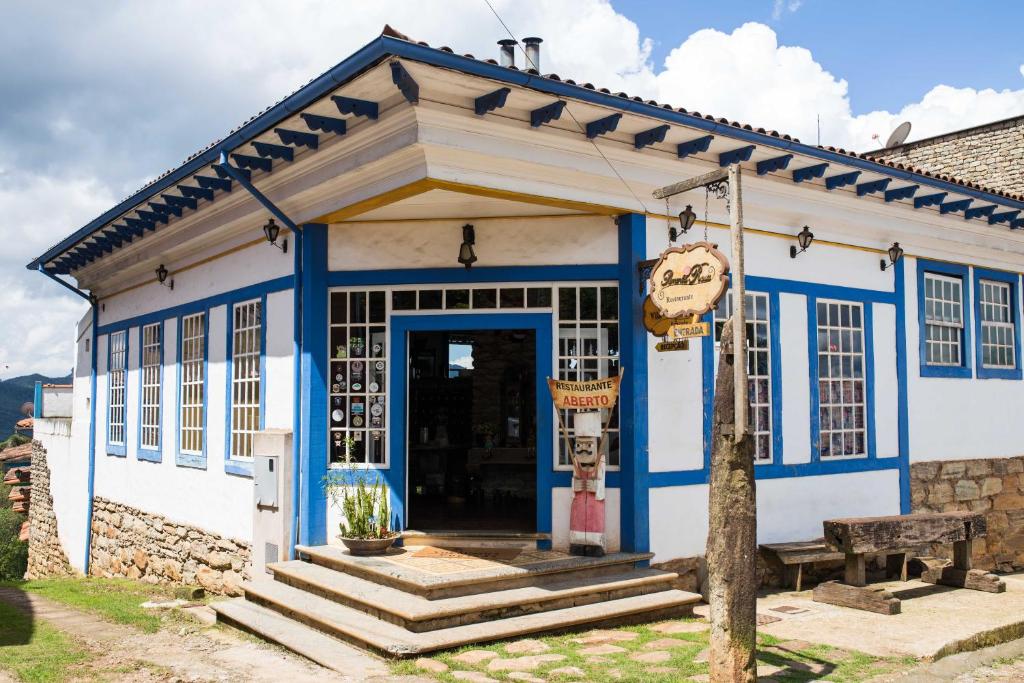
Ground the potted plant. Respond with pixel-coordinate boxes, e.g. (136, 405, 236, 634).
(323, 445, 399, 556)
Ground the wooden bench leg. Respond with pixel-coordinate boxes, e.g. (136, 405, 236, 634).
(953, 540, 972, 571)
(845, 553, 866, 587)
(813, 582, 901, 615)
(783, 563, 804, 592)
(920, 540, 1006, 593)
(885, 553, 907, 581)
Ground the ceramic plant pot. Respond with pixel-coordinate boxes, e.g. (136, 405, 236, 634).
(338, 534, 399, 556)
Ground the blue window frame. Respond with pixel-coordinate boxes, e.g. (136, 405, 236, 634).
(917, 259, 972, 378)
(106, 330, 127, 457)
(176, 311, 208, 469)
(224, 297, 266, 477)
(137, 322, 163, 462)
(973, 268, 1022, 380)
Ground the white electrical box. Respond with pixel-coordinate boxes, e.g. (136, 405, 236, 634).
(251, 429, 293, 576)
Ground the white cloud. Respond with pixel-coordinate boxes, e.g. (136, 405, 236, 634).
(772, 0, 803, 21)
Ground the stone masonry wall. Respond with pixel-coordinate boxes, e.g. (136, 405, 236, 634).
(25, 441, 76, 579)
(911, 456, 1024, 573)
(90, 496, 251, 595)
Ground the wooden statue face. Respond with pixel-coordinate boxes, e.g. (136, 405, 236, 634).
(574, 435, 598, 466)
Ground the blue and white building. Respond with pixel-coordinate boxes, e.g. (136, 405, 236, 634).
(27, 29, 1024, 590)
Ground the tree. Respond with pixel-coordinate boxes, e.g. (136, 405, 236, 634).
(0, 484, 28, 581)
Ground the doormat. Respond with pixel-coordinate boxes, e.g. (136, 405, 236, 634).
(411, 546, 523, 562)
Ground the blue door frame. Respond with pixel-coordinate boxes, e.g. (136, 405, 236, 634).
(388, 313, 555, 541)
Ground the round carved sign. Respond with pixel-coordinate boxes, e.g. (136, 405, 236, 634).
(648, 241, 730, 319)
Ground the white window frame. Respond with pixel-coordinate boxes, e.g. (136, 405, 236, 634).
(978, 279, 1015, 370)
(714, 291, 773, 463)
(923, 272, 965, 367)
(816, 299, 867, 460)
(107, 330, 127, 448)
(230, 300, 262, 460)
(139, 323, 162, 452)
(179, 312, 206, 458)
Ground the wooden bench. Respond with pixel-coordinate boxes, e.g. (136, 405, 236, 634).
(760, 539, 918, 593)
(812, 512, 1006, 615)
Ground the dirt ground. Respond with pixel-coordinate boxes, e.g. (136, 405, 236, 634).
(0, 588, 427, 683)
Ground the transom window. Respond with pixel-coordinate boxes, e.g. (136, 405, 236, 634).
(140, 324, 161, 451)
(179, 313, 206, 456)
(557, 285, 620, 469)
(108, 331, 127, 447)
(979, 279, 1015, 369)
(816, 300, 866, 458)
(230, 301, 262, 460)
(391, 286, 552, 311)
(714, 292, 772, 462)
(924, 272, 965, 366)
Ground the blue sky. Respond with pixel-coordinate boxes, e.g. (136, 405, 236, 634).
(623, 0, 1024, 115)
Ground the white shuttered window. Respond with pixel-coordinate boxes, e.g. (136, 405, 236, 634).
(179, 313, 205, 455)
(230, 300, 262, 459)
(140, 324, 162, 450)
(108, 331, 127, 446)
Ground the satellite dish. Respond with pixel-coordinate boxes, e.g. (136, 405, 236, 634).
(885, 121, 912, 148)
(20, 402, 34, 418)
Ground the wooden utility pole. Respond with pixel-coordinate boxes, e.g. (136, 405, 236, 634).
(651, 164, 757, 682)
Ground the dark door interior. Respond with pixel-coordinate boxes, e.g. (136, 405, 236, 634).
(407, 329, 536, 532)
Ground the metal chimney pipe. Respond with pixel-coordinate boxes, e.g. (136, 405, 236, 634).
(497, 39, 516, 67)
(522, 37, 542, 72)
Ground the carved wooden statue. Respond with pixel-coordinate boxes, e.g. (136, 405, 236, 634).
(569, 411, 606, 556)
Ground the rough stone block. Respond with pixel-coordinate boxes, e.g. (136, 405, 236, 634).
(955, 480, 981, 501)
(993, 492, 1024, 511)
(967, 460, 992, 478)
(981, 478, 1003, 497)
(912, 461, 940, 480)
(928, 482, 954, 505)
(941, 462, 967, 479)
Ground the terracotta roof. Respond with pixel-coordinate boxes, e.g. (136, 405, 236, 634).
(16, 417, 33, 430)
(0, 443, 32, 464)
(43, 384, 71, 388)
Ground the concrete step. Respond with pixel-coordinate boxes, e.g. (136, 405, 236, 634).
(211, 598, 388, 676)
(240, 577, 700, 657)
(270, 559, 679, 632)
(401, 530, 550, 550)
(295, 544, 655, 599)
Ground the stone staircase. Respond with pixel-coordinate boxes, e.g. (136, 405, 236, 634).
(212, 543, 701, 663)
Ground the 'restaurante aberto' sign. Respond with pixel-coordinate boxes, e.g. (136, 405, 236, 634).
(648, 241, 730, 318)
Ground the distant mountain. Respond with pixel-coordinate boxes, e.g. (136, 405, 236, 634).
(0, 373, 72, 439)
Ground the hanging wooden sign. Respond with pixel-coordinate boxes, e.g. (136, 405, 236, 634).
(546, 375, 622, 410)
(655, 340, 690, 352)
(643, 296, 684, 336)
(648, 241, 730, 319)
(668, 321, 711, 339)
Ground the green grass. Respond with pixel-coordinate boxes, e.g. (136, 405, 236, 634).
(1, 578, 182, 633)
(0, 599, 91, 683)
(392, 618, 916, 682)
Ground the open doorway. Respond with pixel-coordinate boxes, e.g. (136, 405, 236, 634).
(407, 329, 536, 532)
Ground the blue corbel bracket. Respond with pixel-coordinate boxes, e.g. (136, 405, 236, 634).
(677, 135, 713, 159)
(857, 178, 891, 197)
(149, 202, 181, 218)
(102, 230, 124, 248)
(252, 142, 294, 162)
(113, 225, 134, 241)
(914, 192, 947, 209)
(300, 113, 347, 136)
(163, 193, 197, 211)
(990, 210, 1021, 225)
(390, 61, 419, 104)
(756, 154, 793, 176)
(530, 101, 565, 127)
(792, 163, 828, 183)
(331, 95, 379, 120)
(231, 153, 273, 173)
(719, 145, 755, 167)
(136, 209, 167, 225)
(825, 171, 861, 190)
(940, 198, 972, 215)
(124, 217, 154, 234)
(179, 185, 214, 202)
(634, 125, 669, 150)
(275, 128, 319, 150)
(196, 175, 232, 192)
(1012, 219, 1024, 230)
(214, 164, 249, 182)
(885, 185, 918, 202)
(964, 205, 997, 220)
(586, 113, 621, 139)
(475, 87, 511, 116)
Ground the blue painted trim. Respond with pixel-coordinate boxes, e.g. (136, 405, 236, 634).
(744, 275, 896, 305)
(174, 310, 209, 469)
(973, 266, 1023, 380)
(326, 264, 618, 287)
(805, 298, 822, 461)
(136, 321, 163, 463)
(32, 381, 42, 418)
(96, 276, 291, 335)
(701, 311, 714, 473)
(105, 330, 127, 457)
(387, 313, 554, 538)
(290, 229, 303, 560)
(84, 305, 99, 575)
(617, 213, 648, 555)
(223, 295, 268, 479)
(646, 457, 901, 487)
(916, 259, 972, 379)
(894, 258, 911, 513)
(768, 291, 784, 464)
(864, 303, 877, 460)
(299, 225, 329, 546)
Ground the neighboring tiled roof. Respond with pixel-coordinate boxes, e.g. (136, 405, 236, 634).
(868, 115, 1024, 197)
(15, 417, 33, 430)
(0, 443, 32, 464)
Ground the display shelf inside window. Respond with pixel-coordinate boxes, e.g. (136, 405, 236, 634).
(556, 285, 620, 468)
(330, 290, 387, 465)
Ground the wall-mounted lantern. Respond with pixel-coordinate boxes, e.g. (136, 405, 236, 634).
(790, 225, 814, 259)
(263, 218, 287, 253)
(880, 242, 904, 271)
(458, 224, 478, 269)
(671, 205, 696, 243)
(155, 264, 174, 290)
